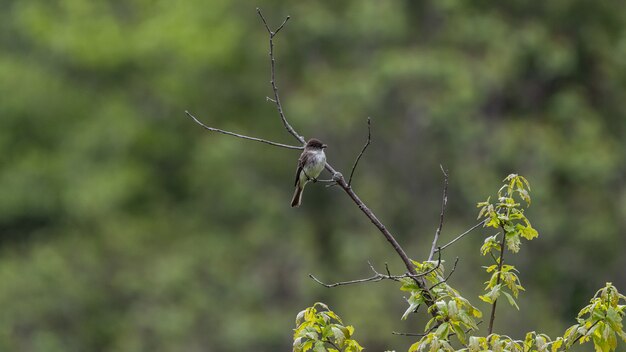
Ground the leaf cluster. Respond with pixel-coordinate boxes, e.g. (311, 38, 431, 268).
(479, 264, 524, 310)
(400, 261, 482, 351)
(293, 302, 364, 352)
(477, 174, 538, 254)
(562, 283, 626, 352)
(477, 174, 538, 310)
(294, 175, 626, 352)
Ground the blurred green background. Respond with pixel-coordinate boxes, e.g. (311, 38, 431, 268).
(1, 0, 626, 351)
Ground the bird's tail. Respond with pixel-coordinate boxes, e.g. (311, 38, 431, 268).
(291, 185, 303, 207)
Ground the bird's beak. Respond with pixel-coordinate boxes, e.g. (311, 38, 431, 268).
(322, 144, 328, 149)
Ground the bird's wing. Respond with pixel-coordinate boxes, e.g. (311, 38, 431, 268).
(294, 151, 309, 186)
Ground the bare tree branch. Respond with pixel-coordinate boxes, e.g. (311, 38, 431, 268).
(184, 111, 303, 150)
(309, 262, 398, 288)
(347, 117, 371, 187)
(322, 166, 434, 296)
(257, 10, 428, 294)
(428, 165, 449, 261)
(186, 9, 438, 312)
(309, 251, 443, 289)
(256, 8, 304, 144)
(435, 219, 487, 253)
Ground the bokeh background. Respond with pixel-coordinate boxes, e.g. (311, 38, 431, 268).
(1, 0, 626, 351)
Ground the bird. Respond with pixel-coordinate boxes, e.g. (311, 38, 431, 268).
(291, 138, 327, 207)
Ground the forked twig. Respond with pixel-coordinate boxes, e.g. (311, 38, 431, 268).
(256, 8, 304, 144)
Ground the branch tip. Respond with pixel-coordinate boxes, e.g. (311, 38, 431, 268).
(184, 110, 303, 150)
(347, 117, 373, 186)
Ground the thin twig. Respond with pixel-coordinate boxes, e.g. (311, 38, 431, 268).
(393, 321, 482, 338)
(435, 219, 487, 253)
(347, 117, 372, 187)
(185, 111, 303, 150)
(429, 257, 459, 290)
(256, 8, 304, 144)
(428, 165, 449, 261)
(309, 251, 443, 288)
(392, 324, 438, 337)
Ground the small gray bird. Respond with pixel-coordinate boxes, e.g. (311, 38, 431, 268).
(291, 138, 327, 207)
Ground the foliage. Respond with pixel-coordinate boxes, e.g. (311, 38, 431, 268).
(293, 303, 363, 352)
(478, 174, 537, 309)
(563, 283, 626, 352)
(295, 176, 626, 352)
(400, 260, 481, 350)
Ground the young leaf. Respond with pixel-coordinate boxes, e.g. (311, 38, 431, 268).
(502, 291, 520, 310)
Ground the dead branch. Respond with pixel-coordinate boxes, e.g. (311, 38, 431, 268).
(185, 111, 303, 150)
(256, 8, 304, 144)
(428, 165, 449, 261)
(310, 251, 443, 288)
(347, 117, 371, 187)
(185, 8, 436, 310)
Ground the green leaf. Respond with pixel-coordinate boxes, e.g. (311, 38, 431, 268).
(480, 284, 502, 304)
(331, 327, 346, 346)
(325, 310, 343, 324)
(518, 224, 539, 240)
(408, 341, 421, 352)
(505, 232, 521, 253)
(402, 301, 419, 320)
(453, 323, 467, 345)
(502, 291, 520, 310)
(313, 340, 326, 352)
(435, 322, 449, 338)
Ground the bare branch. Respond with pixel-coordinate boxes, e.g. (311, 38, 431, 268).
(310, 251, 443, 289)
(256, 8, 272, 34)
(187, 10, 439, 313)
(184, 111, 303, 150)
(308, 272, 390, 288)
(435, 219, 487, 253)
(393, 321, 482, 338)
(392, 324, 438, 337)
(256, 10, 434, 303)
(274, 15, 291, 34)
(256, 8, 304, 144)
(348, 117, 372, 187)
(428, 165, 449, 261)
(308, 262, 400, 288)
